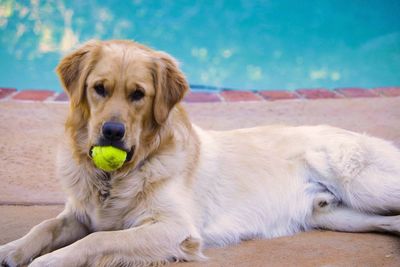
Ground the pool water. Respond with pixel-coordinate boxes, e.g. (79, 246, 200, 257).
(0, 0, 399, 92)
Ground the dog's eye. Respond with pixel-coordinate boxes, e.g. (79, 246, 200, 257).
(94, 84, 107, 97)
(130, 89, 145, 101)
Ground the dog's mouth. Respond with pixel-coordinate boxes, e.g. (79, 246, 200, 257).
(88, 144, 135, 163)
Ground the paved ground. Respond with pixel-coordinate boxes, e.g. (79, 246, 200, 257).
(1, 97, 400, 266)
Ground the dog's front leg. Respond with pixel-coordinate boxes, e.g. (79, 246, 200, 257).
(0, 209, 88, 267)
(29, 219, 204, 267)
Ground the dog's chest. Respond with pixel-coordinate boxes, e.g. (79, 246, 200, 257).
(86, 194, 122, 231)
(84, 178, 143, 232)
(85, 196, 126, 231)
(87, 205, 123, 231)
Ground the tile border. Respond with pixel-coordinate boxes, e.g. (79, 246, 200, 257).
(12, 90, 55, 101)
(0, 87, 17, 99)
(1, 86, 399, 103)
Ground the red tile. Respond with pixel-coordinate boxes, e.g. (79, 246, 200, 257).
(183, 92, 221, 103)
(258, 90, 299, 101)
(335, 87, 379, 98)
(296, 88, 340, 99)
(0, 87, 17, 99)
(54, 92, 69, 101)
(220, 90, 262, 102)
(13, 90, 55, 101)
(372, 87, 400, 97)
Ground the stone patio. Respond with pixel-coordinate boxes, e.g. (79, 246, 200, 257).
(1, 95, 399, 266)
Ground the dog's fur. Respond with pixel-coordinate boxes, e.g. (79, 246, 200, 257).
(1, 40, 400, 267)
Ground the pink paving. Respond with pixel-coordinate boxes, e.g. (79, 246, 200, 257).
(1, 87, 400, 103)
(0, 88, 16, 99)
(258, 90, 299, 101)
(373, 87, 400, 97)
(296, 88, 341, 99)
(12, 90, 55, 101)
(335, 87, 379, 98)
(184, 91, 221, 103)
(220, 90, 262, 101)
(54, 92, 69, 101)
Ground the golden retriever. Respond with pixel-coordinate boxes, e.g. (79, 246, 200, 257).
(1, 40, 400, 267)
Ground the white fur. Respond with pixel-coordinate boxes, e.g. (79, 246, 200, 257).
(190, 125, 400, 248)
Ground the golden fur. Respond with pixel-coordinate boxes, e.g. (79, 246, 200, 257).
(1, 40, 400, 267)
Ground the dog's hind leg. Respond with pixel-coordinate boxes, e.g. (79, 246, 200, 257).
(306, 133, 400, 214)
(309, 204, 400, 235)
(338, 137, 400, 214)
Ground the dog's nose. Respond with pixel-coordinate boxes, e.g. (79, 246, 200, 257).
(102, 122, 125, 141)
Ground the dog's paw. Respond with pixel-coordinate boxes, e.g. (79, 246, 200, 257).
(28, 249, 75, 267)
(29, 254, 60, 267)
(383, 215, 400, 235)
(0, 244, 23, 267)
(313, 191, 339, 213)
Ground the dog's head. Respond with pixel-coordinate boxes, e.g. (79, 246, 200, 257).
(57, 40, 189, 169)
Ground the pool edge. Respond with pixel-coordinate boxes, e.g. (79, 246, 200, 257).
(1, 87, 400, 103)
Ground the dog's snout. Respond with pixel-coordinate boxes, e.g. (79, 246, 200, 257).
(102, 122, 125, 141)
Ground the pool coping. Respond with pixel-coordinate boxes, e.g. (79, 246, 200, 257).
(1, 86, 400, 103)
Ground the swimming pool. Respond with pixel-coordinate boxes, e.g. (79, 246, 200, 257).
(0, 0, 399, 92)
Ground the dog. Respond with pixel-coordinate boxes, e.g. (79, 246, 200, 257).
(1, 40, 400, 267)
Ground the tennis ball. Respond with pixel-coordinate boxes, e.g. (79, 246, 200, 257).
(91, 146, 127, 172)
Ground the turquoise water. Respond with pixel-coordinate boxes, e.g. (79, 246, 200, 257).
(0, 0, 399, 91)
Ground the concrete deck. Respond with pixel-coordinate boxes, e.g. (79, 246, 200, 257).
(1, 97, 400, 266)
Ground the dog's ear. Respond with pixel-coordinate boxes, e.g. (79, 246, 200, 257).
(152, 52, 189, 125)
(56, 40, 100, 107)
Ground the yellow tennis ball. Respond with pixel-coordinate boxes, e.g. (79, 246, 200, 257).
(91, 146, 127, 172)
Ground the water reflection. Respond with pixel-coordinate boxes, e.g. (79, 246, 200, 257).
(0, 0, 399, 91)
